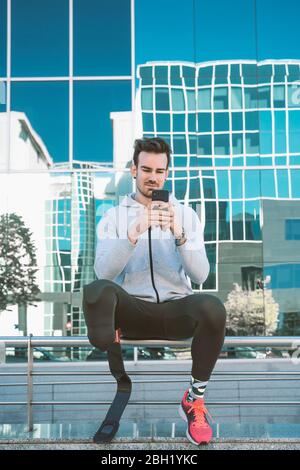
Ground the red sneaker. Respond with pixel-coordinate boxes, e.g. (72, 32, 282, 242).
(179, 389, 213, 445)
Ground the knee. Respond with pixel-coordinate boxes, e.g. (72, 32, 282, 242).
(195, 295, 227, 332)
(83, 278, 117, 304)
(95, 278, 119, 298)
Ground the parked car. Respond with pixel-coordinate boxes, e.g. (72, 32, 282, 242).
(5, 347, 74, 363)
(220, 346, 284, 359)
(86, 346, 176, 361)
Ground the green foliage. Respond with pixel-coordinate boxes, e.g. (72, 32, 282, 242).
(0, 213, 40, 312)
(225, 283, 279, 336)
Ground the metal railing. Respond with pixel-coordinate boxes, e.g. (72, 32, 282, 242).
(0, 335, 300, 432)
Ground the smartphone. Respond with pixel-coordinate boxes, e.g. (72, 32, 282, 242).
(151, 189, 169, 203)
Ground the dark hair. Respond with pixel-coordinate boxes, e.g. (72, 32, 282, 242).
(133, 137, 172, 169)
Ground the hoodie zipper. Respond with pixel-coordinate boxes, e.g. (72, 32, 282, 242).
(148, 227, 160, 303)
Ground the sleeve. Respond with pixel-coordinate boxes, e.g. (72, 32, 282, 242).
(94, 208, 137, 280)
(176, 206, 210, 285)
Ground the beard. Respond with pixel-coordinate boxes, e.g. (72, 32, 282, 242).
(136, 182, 157, 199)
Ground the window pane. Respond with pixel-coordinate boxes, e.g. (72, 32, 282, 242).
(232, 201, 243, 239)
(245, 200, 261, 240)
(157, 113, 170, 132)
(156, 88, 170, 111)
(232, 112, 243, 131)
(0, 0, 6, 76)
(142, 113, 154, 132)
(291, 169, 300, 198)
(274, 111, 286, 153)
(245, 170, 260, 198)
(217, 170, 229, 199)
(246, 133, 259, 154)
(277, 169, 289, 198)
(231, 171, 243, 199)
(188, 113, 196, 132)
(232, 133, 243, 155)
(214, 134, 230, 155)
(139, 65, 153, 85)
(155, 65, 168, 85)
(197, 88, 211, 109)
(203, 179, 215, 199)
(170, 66, 182, 86)
(257, 64, 272, 84)
(174, 175, 188, 199)
(74, 0, 131, 76)
(242, 64, 257, 85)
(286, 219, 300, 240)
(198, 67, 213, 86)
(261, 170, 275, 197)
(171, 89, 184, 111)
(289, 111, 300, 153)
(74, 80, 131, 163)
(173, 135, 187, 154)
(259, 110, 272, 132)
(11, 0, 69, 77)
(245, 87, 258, 109)
(214, 112, 229, 132)
(258, 86, 271, 108)
(213, 87, 228, 110)
(231, 87, 242, 109)
(11, 81, 69, 166)
(187, 90, 196, 110)
(173, 114, 185, 132)
(198, 135, 211, 155)
(215, 64, 228, 80)
(274, 64, 286, 83)
(273, 85, 285, 108)
(141, 89, 153, 110)
(288, 65, 300, 81)
(288, 83, 300, 108)
(245, 111, 258, 130)
(259, 132, 272, 154)
(198, 113, 211, 132)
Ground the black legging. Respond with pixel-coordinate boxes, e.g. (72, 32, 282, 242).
(91, 279, 227, 381)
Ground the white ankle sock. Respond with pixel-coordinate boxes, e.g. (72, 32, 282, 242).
(187, 376, 208, 401)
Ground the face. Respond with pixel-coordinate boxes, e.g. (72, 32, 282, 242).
(131, 151, 169, 200)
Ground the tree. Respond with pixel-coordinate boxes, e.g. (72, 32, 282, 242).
(0, 213, 40, 335)
(225, 283, 279, 336)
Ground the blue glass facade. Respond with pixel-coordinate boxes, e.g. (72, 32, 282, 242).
(138, 60, 300, 333)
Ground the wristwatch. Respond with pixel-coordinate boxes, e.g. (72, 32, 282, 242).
(175, 228, 186, 246)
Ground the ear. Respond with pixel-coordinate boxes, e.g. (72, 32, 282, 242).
(130, 164, 137, 179)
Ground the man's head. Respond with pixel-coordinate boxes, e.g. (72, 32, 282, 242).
(130, 137, 171, 202)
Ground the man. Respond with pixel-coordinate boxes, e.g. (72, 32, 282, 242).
(90, 137, 226, 445)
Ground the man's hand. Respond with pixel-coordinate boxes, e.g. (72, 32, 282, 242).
(127, 201, 184, 244)
(148, 201, 183, 238)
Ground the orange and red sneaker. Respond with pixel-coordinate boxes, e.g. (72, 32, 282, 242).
(179, 389, 213, 445)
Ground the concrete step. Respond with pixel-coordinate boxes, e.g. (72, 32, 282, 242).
(1, 438, 300, 450)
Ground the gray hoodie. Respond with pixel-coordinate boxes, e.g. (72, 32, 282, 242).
(94, 192, 210, 303)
